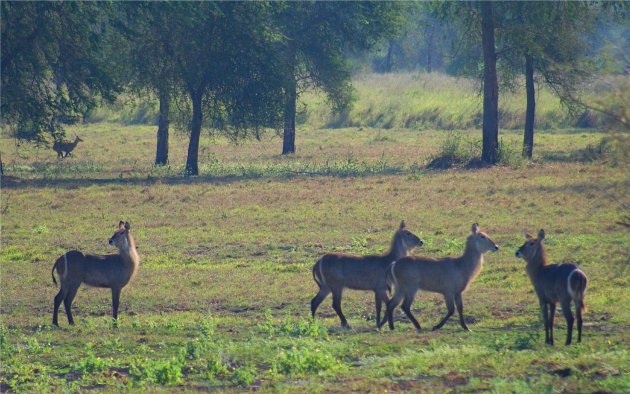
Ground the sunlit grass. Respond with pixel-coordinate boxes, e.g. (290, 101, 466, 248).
(301, 72, 570, 130)
(0, 123, 628, 392)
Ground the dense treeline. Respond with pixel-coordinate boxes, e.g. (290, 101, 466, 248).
(1, 1, 627, 172)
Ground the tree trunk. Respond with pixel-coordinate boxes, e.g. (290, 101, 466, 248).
(155, 89, 170, 166)
(185, 91, 203, 176)
(282, 42, 297, 155)
(523, 54, 535, 159)
(480, 1, 499, 165)
(425, 26, 434, 73)
(385, 40, 394, 72)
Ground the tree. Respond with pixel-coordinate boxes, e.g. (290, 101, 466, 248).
(273, 2, 403, 154)
(480, 1, 499, 164)
(496, 2, 597, 159)
(1, 2, 118, 144)
(118, 3, 179, 166)
(433, 2, 500, 164)
(164, 2, 284, 175)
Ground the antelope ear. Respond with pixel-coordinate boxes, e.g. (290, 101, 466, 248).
(399, 220, 406, 230)
(124, 221, 131, 230)
(524, 231, 533, 240)
(471, 223, 480, 234)
(118, 221, 125, 229)
(537, 229, 545, 240)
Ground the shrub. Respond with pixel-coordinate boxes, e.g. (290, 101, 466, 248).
(427, 132, 478, 169)
(497, 138, 524, 169)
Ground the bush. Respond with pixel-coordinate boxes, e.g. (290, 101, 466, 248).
(496, 138, 524, 169)
(427, 132, 479, 169)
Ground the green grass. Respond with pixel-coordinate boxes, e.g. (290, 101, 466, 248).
(1, 123, 629, 392)
(300, 72, 573, 130)
(87, 72, 581, 131)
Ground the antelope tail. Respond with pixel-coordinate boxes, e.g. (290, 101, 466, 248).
(51, 256, 61, 286)
(568, 269, 588, 313)
(387, 261, 398, 290)
(312, 258, 327, 289)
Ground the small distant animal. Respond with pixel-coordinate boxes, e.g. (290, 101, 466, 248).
(516, 229, 588, 346)
(51, 221, 140, 326)
(311, 221, 423, 328)
(52, 135, 83, 158)
(379, 223, 499, 331)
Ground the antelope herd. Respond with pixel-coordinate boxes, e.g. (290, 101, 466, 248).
(51, 220, 588, 346)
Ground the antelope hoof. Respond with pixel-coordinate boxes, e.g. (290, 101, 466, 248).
(432, 325, 441, 331)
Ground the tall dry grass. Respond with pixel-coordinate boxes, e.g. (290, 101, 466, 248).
(301, 72, 571, 130)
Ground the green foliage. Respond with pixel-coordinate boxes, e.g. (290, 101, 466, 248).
(0, 324, 11, 355)
(206, 353, 230, 381)
(272, 346, 344, 375)
(32, 225, 48, 235)
(130, 356, 184, 386)
(229, 365, 258, 387)
(198, 315, 216, 339)
(1, 2, 119, 143)
(257, 312, 329, 339)
(275, 2, 404, 111)
(71, 352, 111, 374)
(496, 139, 524, 169)
(427, 132, 479, 169)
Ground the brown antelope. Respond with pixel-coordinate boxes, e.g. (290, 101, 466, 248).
(516, 229, 588, 346)
(51, 221, 140, 326)
(53, 135, 83, 158)
(379, 223, 498, 331)
(311, 221, 423, 328)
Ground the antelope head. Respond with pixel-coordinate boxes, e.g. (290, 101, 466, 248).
(471, 223, 499, 253)
(515, 229, 545, 261)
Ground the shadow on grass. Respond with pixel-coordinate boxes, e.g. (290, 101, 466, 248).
(1, 168, 423, 190)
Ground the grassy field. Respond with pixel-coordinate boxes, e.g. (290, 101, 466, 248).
(87, 72, 580, 131)
(1, 123, 629, 392)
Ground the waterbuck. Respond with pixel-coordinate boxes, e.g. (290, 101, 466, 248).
(516, 229, 588, 346)
(379, 223, 498, 331)
(53, 135, 83, 158)
(51, 221, 140, 326)
(311, 221, 423, 328)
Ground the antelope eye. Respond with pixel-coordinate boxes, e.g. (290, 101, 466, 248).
(480, 235, 486, 239)
(528, 242, 535, 246)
